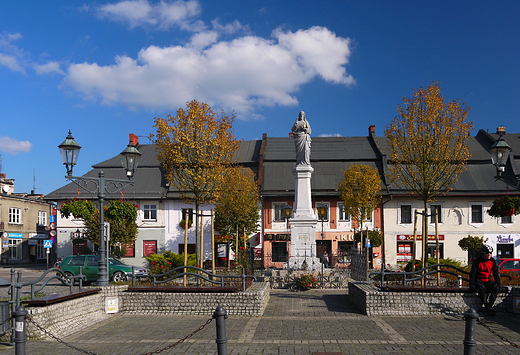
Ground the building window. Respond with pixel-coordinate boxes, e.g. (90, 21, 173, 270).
(338, 203, 350, 221)
(143, 204, 157, 221)
(471, 204, 483, 224)
(38, 211, 47, 226)
(179, 244, 196, 254)
(430, 204, 442, 224)
(9, 208, 21, 224)
(501, 214, 513, 224)
(400, 205, 412, 224)
(181, 208, 194, 223)
(273, 203, 287, 222)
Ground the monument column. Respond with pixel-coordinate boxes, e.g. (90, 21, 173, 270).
(287, 111, 320, 270)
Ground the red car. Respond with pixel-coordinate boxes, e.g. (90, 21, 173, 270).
(495, 258, 520, 272)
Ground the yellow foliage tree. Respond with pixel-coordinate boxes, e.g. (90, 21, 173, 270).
(214, 166, 261, 267)
(338, 164, 382, 249)
(384, 82, 473, 266)
(152, 100, 240, 266)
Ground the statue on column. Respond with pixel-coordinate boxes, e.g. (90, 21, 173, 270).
(291, 111, 311, 166)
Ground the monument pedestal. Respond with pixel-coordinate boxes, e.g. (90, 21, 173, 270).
(287, 165, 321, 271)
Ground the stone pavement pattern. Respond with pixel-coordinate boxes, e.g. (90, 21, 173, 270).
(1, 289, 520, 354)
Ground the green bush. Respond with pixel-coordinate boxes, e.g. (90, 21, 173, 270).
(294, 274, 318, 290)
(145, 251, 197, 275)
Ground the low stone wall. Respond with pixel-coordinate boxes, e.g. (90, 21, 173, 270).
(349, 281, 520, 316)
(23, 282, 269, 339)
(121, 281, 270, 316)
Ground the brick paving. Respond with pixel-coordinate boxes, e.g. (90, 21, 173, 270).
(0, 289, 520, 354)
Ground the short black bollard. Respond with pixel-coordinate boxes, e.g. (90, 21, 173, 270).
(463, 307, 478, 355)
(213, 306, 228, 355)
(13, 305, 28, 355)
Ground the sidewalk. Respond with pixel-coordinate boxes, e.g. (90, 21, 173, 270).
(1, 289, 520, 354)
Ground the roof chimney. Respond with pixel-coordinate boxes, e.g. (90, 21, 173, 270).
(129, 133, 139, 146)
(497, 126, 506, 136)
(369, 125, 376, 134)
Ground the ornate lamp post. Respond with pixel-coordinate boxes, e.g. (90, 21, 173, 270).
(489, 128, 511, 178)
(58, 131, 141, 286)
(316, 203, 328, 287)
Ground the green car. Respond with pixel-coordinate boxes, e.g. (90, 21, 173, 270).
(58, 255, 148, 283)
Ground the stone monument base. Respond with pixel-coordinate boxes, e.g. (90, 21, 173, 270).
(286, 256, 323, 271)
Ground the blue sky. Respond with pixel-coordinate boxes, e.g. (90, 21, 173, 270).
(1, 0, 519, 195)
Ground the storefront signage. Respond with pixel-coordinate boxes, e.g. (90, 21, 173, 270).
(264, 234, 290, 241)
(485, 234, 520, 244)
(397, 234, 444, 241)
(9, 233, 23, 239)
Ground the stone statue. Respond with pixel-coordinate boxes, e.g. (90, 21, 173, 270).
(291, 111, 312, 165)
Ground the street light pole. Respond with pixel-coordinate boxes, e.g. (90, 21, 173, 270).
(316, 204, 328, 288)
(282, 204, 292, 267)
(58, 131, 141, 286)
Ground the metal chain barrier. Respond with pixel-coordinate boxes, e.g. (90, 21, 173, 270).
(140, 318, 213, 355)
(26, 315, 213, 355)
(477, 317, 520, 349)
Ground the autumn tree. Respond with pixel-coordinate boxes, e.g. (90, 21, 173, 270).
(338, 164, 382, 251)
(214, 166, 261, 256)
(384, 81, 473, 267)
(152, 100, 240, 267)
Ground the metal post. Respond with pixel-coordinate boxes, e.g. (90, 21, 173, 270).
(463, 307, 478, 355)
(9, 268, 15, 346)
(213, 306, 228, 355)
(13, 305, 27, 355)
(97, 171, 108, 286)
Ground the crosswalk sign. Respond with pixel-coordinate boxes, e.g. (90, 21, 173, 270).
(43, 240, 52, 248)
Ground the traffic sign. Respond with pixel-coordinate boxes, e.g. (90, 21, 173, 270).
(43, 240, 52, 248)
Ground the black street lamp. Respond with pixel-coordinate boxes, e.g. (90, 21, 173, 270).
(316, 203, 328, 288)
(58, 131, 141, 286)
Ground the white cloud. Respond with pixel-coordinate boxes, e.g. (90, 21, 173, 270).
(0, 136, 32, 154)
(34, 61, 65, 75)
(95, 0, 202, 30)
(0, 32, 27, 74)
(63, 26, 355, 118)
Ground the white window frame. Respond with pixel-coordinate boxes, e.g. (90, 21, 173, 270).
(499, 213, 514, 226)
(398, 204, 413, 226)
(337, 202, 351, 230)
(38, 211, 47, 226)
(9, 207, 21, 224)
(143, 204, 157, 221)
(9, 239, 22, 259)
(272, 202, 288, 223)
(469, 203, 485, 227)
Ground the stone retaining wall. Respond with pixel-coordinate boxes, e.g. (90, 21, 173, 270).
(24, 282, 269, 339)
(349, 281, 520, 316)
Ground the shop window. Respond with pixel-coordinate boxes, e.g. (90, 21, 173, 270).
(397, 242, 412, 263)
(271, 242, 288, 262)
(9, 239, 22, 259)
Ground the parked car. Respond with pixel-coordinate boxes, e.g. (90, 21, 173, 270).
(495, 258, 520, 273)
(57, 255, 148, 283)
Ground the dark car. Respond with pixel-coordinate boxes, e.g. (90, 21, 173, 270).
(58, 255, 148, 283)
(495, 258, 520, 273)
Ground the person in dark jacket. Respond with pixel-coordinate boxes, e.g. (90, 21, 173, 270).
(469, 244, 501, 316)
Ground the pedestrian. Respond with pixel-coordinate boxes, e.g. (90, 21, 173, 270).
(322, 252, 329, 268)
(469, 244, 501, 316)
